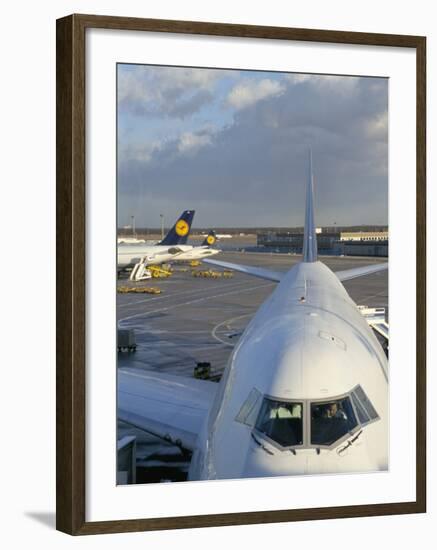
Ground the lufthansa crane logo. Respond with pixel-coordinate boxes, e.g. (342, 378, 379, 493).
(206, 235, 216, 245)
(175, 219, 189, 236)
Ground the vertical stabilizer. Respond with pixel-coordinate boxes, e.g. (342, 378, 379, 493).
(201, 230, 217, 247)
(302, 150, 318, 262)
(159, 210, 195, 245)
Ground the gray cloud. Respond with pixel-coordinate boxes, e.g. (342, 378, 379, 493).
(167, 90, 213, 118)
(118, 74, 388, 228)
(226, 78, 286, 110)
(118, 66, 225, 119)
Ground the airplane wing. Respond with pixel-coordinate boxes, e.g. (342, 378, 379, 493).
(118, 368, 218, 451)
(335, 262, 388, 282)
(202, 259, 283, 282)
(203, 259, 387, 284)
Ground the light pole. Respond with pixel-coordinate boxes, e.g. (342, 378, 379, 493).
(160, 214, 164, 240)
(131, 215, 136, 238)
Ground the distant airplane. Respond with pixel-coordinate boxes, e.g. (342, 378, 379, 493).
(117, 210, 196, 280)
(118, 152, 389, 479)
(117, 237, 147, 244)
(118, 213, 221, 280)
(171, 230, 221, 262)
(201, 233, 233, 239)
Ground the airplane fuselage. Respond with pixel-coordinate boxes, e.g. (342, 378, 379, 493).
(189, 260, 388, 480)
(172, 247, 221, 261)
(117, 244, 195, 268)
(117, 244, 221, 268)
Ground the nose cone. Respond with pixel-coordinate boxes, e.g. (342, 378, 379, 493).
(242, 445, 308, 477)
(239, 439, 379, 479)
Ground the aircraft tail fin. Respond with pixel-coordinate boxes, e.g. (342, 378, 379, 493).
(201, 230, 217, 247)
(302, 150, 318, 262)
(159, 210, 195, 245)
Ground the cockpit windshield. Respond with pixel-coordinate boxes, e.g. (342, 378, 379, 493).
(255, 398, 303, 447)
(239, 385, 378, 451)
(310, 397, 358, 446)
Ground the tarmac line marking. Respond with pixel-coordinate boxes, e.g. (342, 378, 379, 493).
(117, 279, 251, 308)
(134, 343, 226, 352)
(119, 282, 275, 323)
(356, 289, 388, 303)
(211, 314, 253, 348)
(146, 330, 213, 334)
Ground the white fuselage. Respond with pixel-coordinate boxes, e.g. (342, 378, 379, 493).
(117, 244, 194, 268)
(189, 261, 388, 480)
(172, 247, 221, 261)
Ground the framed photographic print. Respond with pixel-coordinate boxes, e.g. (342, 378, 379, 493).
(56, 14, 426, 535)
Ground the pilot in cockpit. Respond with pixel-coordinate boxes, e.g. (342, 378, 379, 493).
(326, 402, 347, 420)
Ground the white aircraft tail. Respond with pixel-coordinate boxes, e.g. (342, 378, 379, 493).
(302, 149, 318, 263)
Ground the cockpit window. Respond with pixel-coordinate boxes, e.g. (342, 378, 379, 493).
(351, 385, 379, 425)
(311, 397, 358, 446)
(239, 387, 380, 451)
(235, 388, 262, 427)
(255, 398, 303, 447)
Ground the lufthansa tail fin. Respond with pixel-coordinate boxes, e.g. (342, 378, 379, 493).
(302, 149, 318, 262)
(159, 210, 195, 245)
(201, 230, 217, 247)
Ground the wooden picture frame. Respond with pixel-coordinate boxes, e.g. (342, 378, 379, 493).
(56, 13, 426, 535)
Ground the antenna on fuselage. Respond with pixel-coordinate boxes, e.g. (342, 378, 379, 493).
(302, 149, 318, 262)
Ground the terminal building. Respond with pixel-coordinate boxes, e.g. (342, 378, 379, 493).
(338, 231, 388, 257)
(258, 228, 339, 255)
(257, 228, 388, 257)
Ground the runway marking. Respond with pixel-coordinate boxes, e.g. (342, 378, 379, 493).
(134, 343, 224, 352)
(211, 314, 253, 347)
(117, 279, 252, 308)
(119, 282, 275, 323)
(149, 330, 213, 334)
(356, 289, 388, 303)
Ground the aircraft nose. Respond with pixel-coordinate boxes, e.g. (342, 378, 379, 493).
(242, 446, 310, 477)
(240, 441, 377, 478)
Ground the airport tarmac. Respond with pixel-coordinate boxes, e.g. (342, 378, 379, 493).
(117, 252, 388, 484)
(117, 252, 388, 376)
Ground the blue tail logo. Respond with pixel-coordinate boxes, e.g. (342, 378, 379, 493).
(175, 219, 190, 237)
(202, 230, 217, 247)
(159, 210, 195, 245)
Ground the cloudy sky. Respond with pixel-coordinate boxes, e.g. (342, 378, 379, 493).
(117, 64, 388, 228)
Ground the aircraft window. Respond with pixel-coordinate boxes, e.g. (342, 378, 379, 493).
(235, 388, 262, 427)
(351, 386, 379, 424)
(255, 398, 303, 447)
(311, 397, 358, 446)
(351, 393, 369, 424)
